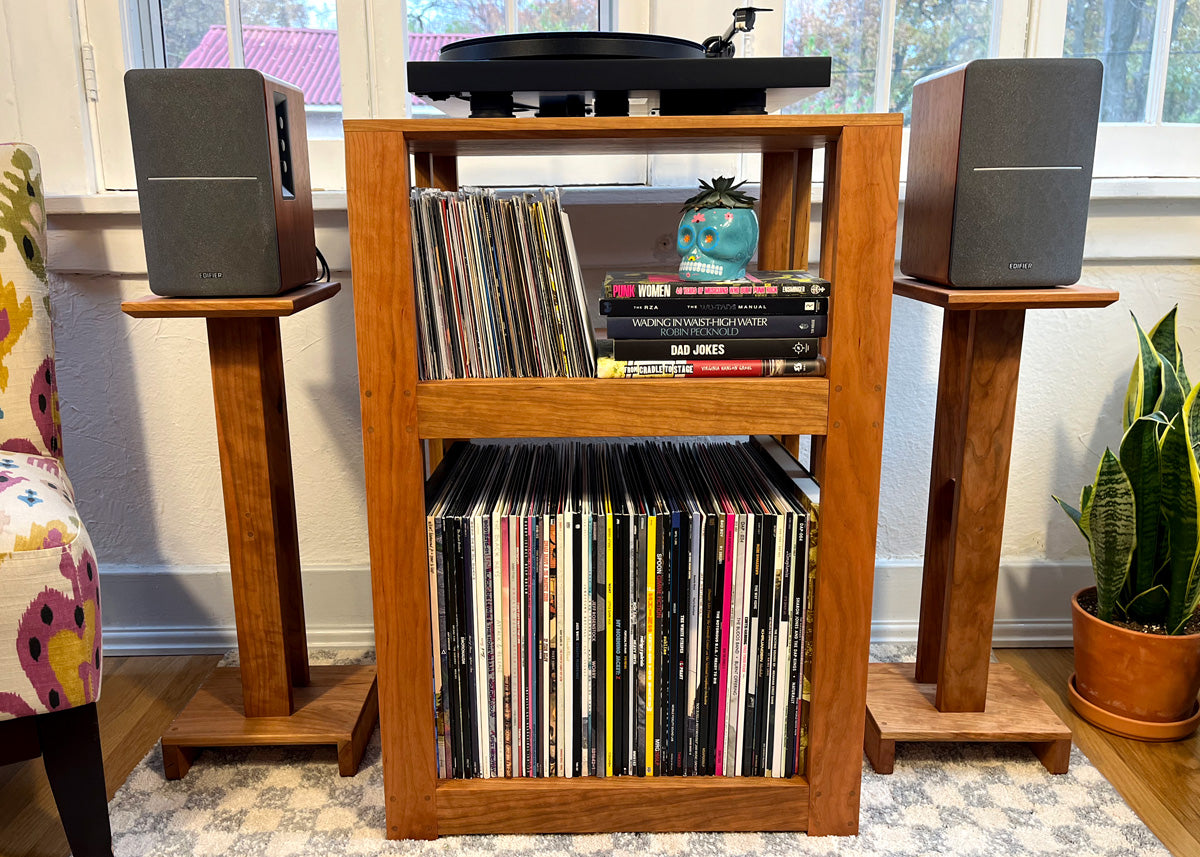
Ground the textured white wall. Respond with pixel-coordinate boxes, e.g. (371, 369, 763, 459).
(43, 197, 1200, 651)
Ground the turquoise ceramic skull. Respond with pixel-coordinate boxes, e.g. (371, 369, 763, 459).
(677, 207, 759, 281)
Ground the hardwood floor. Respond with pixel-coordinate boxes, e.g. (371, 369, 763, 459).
(0, 655, 218, 857)
(0, 650, 1195, 855)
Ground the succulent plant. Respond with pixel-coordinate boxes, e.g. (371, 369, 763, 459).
(681, 176, 757, 212)
(1054, 307, 1200, 634)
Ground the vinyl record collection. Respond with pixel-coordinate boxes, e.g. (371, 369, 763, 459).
(410, 187, 596, 379)
(596, 271, 831, 378)
(426, 438, 820, 780)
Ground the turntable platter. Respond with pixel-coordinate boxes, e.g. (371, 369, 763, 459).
(438, 31, 706, 61)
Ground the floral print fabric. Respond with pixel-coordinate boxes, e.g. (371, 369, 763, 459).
(0, 144, 101, 721)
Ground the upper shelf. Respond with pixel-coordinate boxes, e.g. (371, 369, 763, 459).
(343, 115, 902, 157)
(414, 377, 830, 438)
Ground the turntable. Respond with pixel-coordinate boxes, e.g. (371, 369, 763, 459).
(407, 7, 831, 119)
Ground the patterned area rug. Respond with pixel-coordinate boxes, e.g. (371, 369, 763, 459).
(107, 648, 1168, 856)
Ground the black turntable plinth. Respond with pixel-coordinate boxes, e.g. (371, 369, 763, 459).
(407, 32, 831, 118)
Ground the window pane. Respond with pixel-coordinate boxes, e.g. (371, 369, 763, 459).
(160, 0, 343, 139)
(517, 0, 599, 32)
(407, 1, 505, 35)
(239, 1, 342, 138)
(783, 0, 882, 113)
(1064, 0, 1155, 122)
(160, 0, 227, 69)
(890, 0, 993, 122)
(1164, 0, 1200, 123)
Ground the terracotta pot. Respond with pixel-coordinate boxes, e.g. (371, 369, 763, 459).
(1071, 587, 1200, 731)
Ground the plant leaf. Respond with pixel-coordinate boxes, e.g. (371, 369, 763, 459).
(1149, 305, 1189, 390)
(1155, 353, 1186, 423)
(1125, 315, 1164, 432)
(1054, 495, 1089, 542)
(1079, 449, 1136, 622)
(1159, 390, 1200, 633)
(1120, 416, 1163, 597)
(1125, 584, 1170, 623)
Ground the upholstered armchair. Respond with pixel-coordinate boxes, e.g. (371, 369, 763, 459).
(0, 144, 112, 856)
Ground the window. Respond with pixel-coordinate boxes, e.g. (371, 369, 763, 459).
(783, 0, 997, 121)
(1063, 0, 1200, 125)
(80, 0, 1198, 195)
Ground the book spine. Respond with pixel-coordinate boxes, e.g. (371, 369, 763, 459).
(606, 315, 828, 339)
(609, 338, 820, 361)
(602, 279, 830, 299)
(600, 296, 828, 317)
(601, 358, 825, 378)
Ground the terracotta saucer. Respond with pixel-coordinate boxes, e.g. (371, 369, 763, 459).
(1068, 673, 1200, 741)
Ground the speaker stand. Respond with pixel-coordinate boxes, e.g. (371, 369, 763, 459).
(122, 282, 378, 779)
(865, 280, 1118, 775)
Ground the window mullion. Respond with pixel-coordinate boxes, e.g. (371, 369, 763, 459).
(874, 0, 897, 112)
(224, 0, 246, 67)
(506, 0, 517, 34)
(1146, 0, 1174, 123)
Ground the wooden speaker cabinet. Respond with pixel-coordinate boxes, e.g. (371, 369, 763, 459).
(900, 59, 1102, 288)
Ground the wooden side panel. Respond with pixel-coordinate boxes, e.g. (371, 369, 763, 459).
(807, 123, 901, 835)
(263, 77, 318, 290)
(346, 128, 439, 840)
(437, 778, 810, 834)
(899, 67, 966, 286)
(935, 308, 1026, 712)
(207, 317, 308, 714)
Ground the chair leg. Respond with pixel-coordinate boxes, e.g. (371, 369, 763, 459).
(35, 703, 114, 857)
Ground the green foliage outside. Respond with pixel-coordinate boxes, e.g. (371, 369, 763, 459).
(782, 0, 991, 122)
(1064, 0, 1200, 123)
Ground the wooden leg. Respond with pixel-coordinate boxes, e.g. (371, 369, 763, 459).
(161, 742, 200, 780)
(207, 317, 310, 717)
(337, 675, 380, 776)
(935, 309, 1026, 712)
(36, 703, 114, 857)
(1030, 738, 1072, 774)
(915, 310, 972, 683)
(0, 716, 40, 765)
(863, 711, 895, 774)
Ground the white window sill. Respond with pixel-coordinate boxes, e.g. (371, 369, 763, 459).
(43, 177, 1200, 216)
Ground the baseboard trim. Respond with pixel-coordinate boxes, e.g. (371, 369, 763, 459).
(96, 560, 1088, 655)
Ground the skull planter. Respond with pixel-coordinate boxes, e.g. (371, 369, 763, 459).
(677, 176, 759, 281)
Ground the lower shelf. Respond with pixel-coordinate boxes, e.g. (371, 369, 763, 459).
(435, 775, 810, 834)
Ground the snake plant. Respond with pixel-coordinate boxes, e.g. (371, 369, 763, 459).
(1055, 307, 1200, 635)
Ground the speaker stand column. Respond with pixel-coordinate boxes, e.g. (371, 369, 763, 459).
(121, 282, 378, 779)
(863, 279, 1119, 775)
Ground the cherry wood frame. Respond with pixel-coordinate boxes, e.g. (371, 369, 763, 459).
(344, 115, 902, 840)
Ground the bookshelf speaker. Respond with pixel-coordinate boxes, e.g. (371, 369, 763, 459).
(900, 58, 1103, 288)
(125, 68, 317, 297)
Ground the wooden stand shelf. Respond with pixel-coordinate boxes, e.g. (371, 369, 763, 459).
(864, 279, 1119, 775)
(345, 116, 903, 840)
(121, 282, 379, 779)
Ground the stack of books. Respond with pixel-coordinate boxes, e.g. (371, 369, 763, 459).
(596, 271, 830, 378)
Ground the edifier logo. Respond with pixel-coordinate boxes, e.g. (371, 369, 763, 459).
(200, 271, 224, 279)
(1009, 262, 1033, 270)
